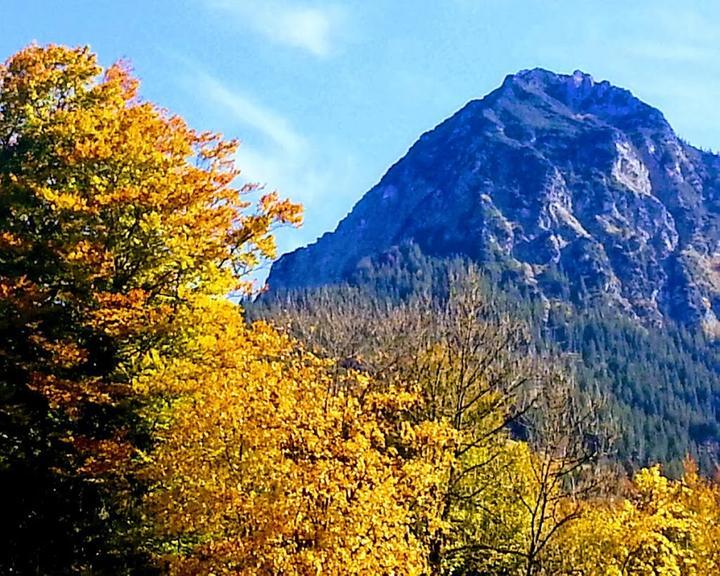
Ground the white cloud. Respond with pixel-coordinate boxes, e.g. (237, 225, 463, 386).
(190, 72, 359, 275)
(200, 74, 304, 156)
(197, 72, 312, 197)
(207, 0, 344, 57)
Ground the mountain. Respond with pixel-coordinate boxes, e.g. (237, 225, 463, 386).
(268, 69, 720, 330)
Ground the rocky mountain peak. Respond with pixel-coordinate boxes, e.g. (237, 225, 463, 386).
(268, 69, 720, 331)
(509, 67, 596, 90)
(495, 68, 668, 131)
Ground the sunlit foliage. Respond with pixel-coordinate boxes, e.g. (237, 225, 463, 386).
(551, 460, 720, 575)
(142, 300, 454, 575)
(0, 43, 299, 573)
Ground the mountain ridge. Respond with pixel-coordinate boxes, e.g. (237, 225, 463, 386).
(268, 68, 720, 330)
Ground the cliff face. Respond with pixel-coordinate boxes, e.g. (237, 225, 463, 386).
(268, 69, 720, 328)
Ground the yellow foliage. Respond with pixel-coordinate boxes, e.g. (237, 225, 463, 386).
(551, 460, 720, 575)
(0, 41, 301, 440)
(0, 43, 301, 570)
(142, 299, 454, 575)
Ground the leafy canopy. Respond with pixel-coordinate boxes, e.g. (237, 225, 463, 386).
(0, 43, 300, 573)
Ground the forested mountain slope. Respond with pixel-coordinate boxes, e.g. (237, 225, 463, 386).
(269, 69, 720, 331)
(266, 70, 720, 473)
(263, 244, 720, 475)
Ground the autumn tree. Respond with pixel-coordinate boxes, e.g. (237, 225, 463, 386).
(141, 301, 454, 575)
(0, 44, 300, 574)
(262, 267, 604, 575)
(552, 460, 720, 575)
(500, 375, 612, 576)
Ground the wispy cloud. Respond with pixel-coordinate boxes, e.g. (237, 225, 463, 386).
(206, 0, 345, 57)
(188, 71, 358, 273)
(197, 71, 314, 199)
(200, 74, 305, 156)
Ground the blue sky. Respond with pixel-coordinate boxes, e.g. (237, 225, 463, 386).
(2, 1, 719, 279)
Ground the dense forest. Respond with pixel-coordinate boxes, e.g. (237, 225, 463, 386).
(292, 242, 720, 476)
(3, 44, 720, 576)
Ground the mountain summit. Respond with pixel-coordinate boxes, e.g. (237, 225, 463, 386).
(268, 69, 720, 329)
